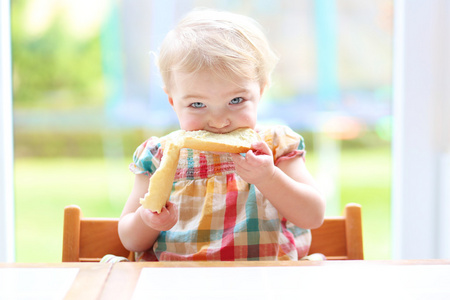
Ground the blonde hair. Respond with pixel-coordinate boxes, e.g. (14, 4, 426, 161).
(157, 9, 279, 92)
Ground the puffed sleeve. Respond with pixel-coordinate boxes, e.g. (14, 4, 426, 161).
(129, 136, 164, 176)
(258, 125, 306, 165)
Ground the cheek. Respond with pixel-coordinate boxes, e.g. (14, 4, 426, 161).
(244, 103, 259, 121)
(172, 104, 204, 131)
(178, 114, 205, 131)
(235, 110, 258, 128)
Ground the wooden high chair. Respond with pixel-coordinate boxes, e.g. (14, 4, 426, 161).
(62, 205, 133, 262)
(310, 203, 364, 260)
(62, 203, 363, 262)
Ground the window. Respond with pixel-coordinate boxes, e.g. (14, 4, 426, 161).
(11, 0, 393, 261)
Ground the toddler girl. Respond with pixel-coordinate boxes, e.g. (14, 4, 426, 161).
(118, 9, 325, 261)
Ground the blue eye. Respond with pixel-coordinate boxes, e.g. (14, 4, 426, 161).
(190, 102, 205, 108)
(230, 97, 244, 105)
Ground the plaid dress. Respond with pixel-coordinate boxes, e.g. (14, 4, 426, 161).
(129, 125, 311, 261)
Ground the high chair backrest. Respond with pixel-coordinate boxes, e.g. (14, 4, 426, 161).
(62, 205, 133, 262)
(309, 203, 364, 260)
(62, 203, 363, 262)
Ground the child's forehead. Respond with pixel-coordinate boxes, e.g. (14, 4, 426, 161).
(172, 69, 259, 89)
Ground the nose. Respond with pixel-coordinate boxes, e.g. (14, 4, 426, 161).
(208, 112, 230, 130)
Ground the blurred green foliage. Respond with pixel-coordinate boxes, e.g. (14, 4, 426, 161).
(11, 0, 105, 109)
(13, 128, 178, 158)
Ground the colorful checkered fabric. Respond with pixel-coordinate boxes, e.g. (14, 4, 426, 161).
(129, 125, 311, 261)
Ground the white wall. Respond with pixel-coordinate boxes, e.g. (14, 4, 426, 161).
(0, 0, 15, 262)
(392, 0, 450, 259)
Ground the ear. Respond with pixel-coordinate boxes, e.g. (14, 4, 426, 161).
(163, 87, 174, 107)
(259, 84, 266, 97)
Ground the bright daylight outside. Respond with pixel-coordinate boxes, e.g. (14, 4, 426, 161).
(10, 0, 392, 262)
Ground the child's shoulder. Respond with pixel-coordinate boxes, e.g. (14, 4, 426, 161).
(130, 130, 186, 175)
(256, 124, 305, 159)
(256, 124, 303, 142)
(132, 130, 182, 160)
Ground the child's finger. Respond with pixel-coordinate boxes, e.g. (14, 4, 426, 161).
(161, 205, 170, 215)
(230, 153, 244, 163)
(246, 149, 267, 165)
(251, 141, 271, 156)
(166, 201, 178, 214)
(231, 153, 249, 168)
(246, 150, 259, 162)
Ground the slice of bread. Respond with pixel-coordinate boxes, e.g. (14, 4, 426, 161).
(183, 128, 260, 153)
(140, 128, 259, 213)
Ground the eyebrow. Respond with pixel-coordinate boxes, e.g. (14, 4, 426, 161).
(181, 88, 250, 101)
(181, 94, 207, 101)
(228, 88, 250, 96)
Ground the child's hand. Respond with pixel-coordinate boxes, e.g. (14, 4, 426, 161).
(139, 201, 178, 231)
(231, 141, 275, 185)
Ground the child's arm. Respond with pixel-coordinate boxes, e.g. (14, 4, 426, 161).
(118, 174, 178, 252)
(231, 142, 325, 229)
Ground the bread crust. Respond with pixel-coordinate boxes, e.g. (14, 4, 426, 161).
(140, 128, 259, 213)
